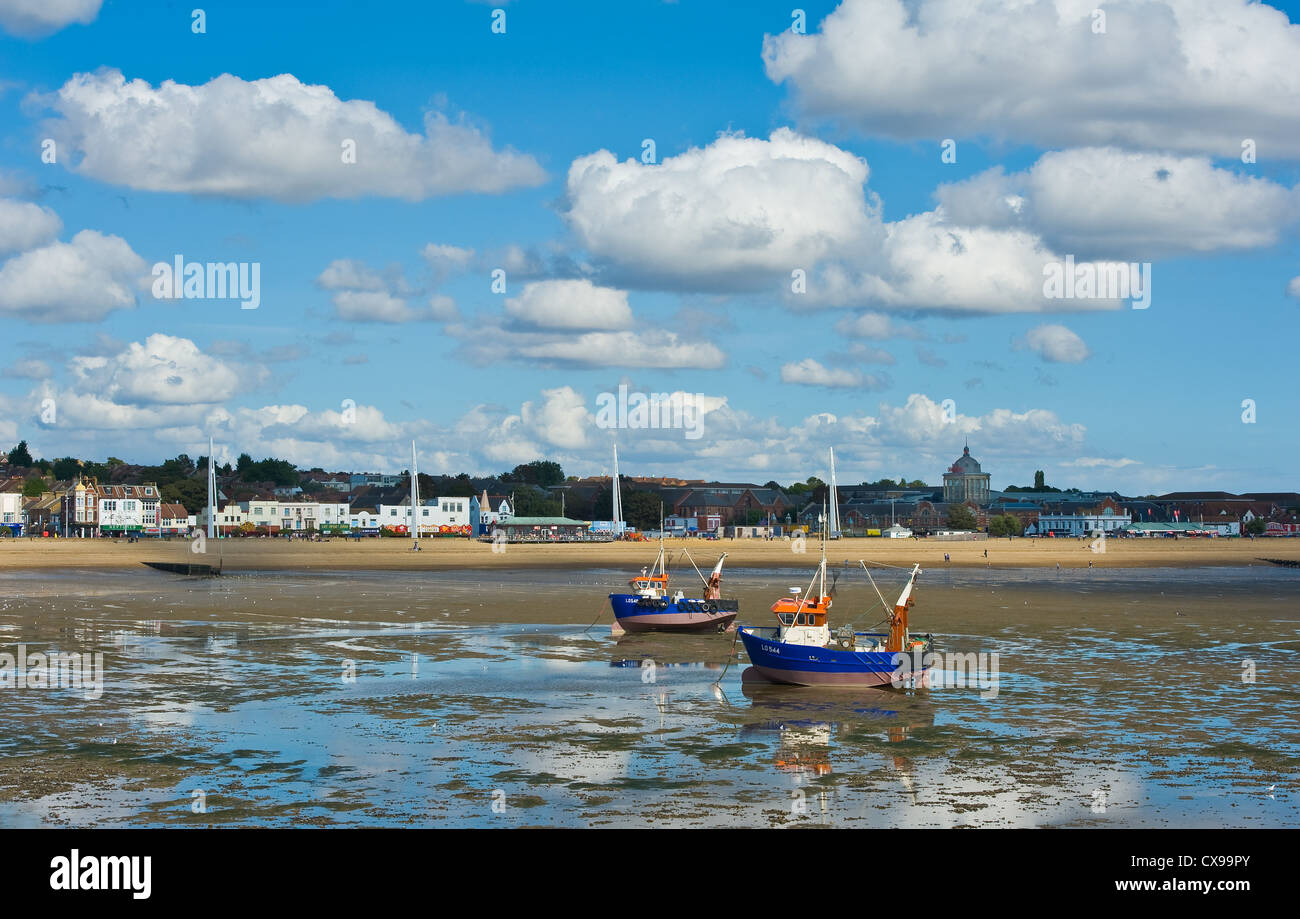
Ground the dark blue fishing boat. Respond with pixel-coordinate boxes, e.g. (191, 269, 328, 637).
(739, 544, 932, 687)
(609, 537, 737, 633)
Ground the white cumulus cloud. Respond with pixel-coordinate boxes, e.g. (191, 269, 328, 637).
(0, 229, 147, 323)
(504, 279, 633, 330)
(763, 0, 1300, 157)
(0, 0, 100, 38)
(0, 198, 61, 254)
(564, 128, 879, 290)
(935, 148, 1300, 260)
(38, 69, 547, 202)
(1019, 324, 1092, 363)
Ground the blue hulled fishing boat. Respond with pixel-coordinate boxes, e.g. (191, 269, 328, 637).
(738, 538, 932, 687)
(609, 534, 737, 633)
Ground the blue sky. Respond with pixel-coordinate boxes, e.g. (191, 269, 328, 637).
(1, 0, 1298, 493)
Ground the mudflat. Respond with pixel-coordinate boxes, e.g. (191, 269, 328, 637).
(1, 533, 1297, 572)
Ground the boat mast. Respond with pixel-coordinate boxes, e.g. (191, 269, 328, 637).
(887, 564, 921, 652)
(657, 502, 665, 577)
(410, 440, 420, 550)
(206, 435, 216, 540)
(819, 499, 828, 598)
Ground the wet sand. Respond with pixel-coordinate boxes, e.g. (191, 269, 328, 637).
(1, 533, 1297, 572)
(0, 565, 1297, 827)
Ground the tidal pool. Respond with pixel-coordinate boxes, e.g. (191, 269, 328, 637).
(0, 565, 1296, 827)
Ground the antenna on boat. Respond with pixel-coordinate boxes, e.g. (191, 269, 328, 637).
(819, 499, 828, 598)
(657, 501, 665, 577)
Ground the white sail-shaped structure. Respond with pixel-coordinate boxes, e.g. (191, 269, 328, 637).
(611, 444, 624, 535)
(828, 447, 841, 538)
(410, 440, 420, 548)
(206, 435, 217, 539)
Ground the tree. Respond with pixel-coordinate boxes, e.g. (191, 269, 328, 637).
(511, 485, 561, 517)
(52, 457, 82, 481)
(237, 456, 299, 487)
(622, 491, 664, 530)
(162, 478, 208, 514)
(7, 441, 33, 467)
(988, 514, 1023, 537)
(946, 504, 977, 530)
(507, 460, 564, 487)
(22, 476, 46, 497)
(1245, 518, 1267, 536)
(1033, 470, 1046, 490)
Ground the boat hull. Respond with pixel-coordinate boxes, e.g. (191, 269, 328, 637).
(609, 594, 738, 632)
(738, 627, 928, 688)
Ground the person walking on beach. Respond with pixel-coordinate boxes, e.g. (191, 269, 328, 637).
(944, 553, 950, 563)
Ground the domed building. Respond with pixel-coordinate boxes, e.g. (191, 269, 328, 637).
(943, 442, 991, 505)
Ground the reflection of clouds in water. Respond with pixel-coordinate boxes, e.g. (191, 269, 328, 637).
(134, 699, 205, 731)
(847, 759, 1147, 828)
(5, 567, 1296, 826)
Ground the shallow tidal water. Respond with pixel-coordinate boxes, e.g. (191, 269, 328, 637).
(0, 564, 1297, 827)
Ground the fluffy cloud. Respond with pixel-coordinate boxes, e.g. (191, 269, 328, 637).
(936, 148, 1300, 259)
(1018, 324, 1091, 363)
(504, 279, 633, 330)
(0, 0, 100, 38)
(316, 256, 458, 323)
(565, 129, 1126, 312)
(564, 128, 879, 290)
(1288, 276, 1300, 298)
(512, 329, 726, 369)
(810, 212, 1124, 313)
(69, 334, 249, 405)
(833, 311, 923, 340)
(421, 243, 476, 278)
(763, 0, 1300, 157)
(38, 69, 546, 201)
(780, 358, 886, 389)
(0, 229, 148, 322)
(0, 199, 61, 254)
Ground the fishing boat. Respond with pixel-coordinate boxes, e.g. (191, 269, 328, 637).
(738, 534, 933, 687)
(608, 533, 738, 633)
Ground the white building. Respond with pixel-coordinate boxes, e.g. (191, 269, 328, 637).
(197, 504, 246, 533)
(242, 500, 349, 532)
(97, 484, 161, 535)
(478, 493, 512, 527)
(369, 498, 471, 535)
(1034, 507, 1132, 536)
(0, 491, 23, 535)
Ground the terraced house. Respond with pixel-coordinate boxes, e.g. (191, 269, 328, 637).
(96, 484, 161, 536)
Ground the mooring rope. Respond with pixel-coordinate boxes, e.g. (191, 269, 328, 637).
(712, 626, 742, 685)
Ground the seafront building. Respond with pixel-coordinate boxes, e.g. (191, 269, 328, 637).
(0, 445, 1295, 540)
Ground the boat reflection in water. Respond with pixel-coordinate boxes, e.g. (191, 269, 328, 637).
(738, 667, 933, 799)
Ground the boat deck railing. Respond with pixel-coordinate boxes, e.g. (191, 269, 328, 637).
(740, 626, 889, 640)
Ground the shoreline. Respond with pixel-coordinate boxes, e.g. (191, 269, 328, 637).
(2, 535, 1298, 573)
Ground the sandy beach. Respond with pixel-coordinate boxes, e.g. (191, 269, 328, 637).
(1, 533, 1297, 572)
